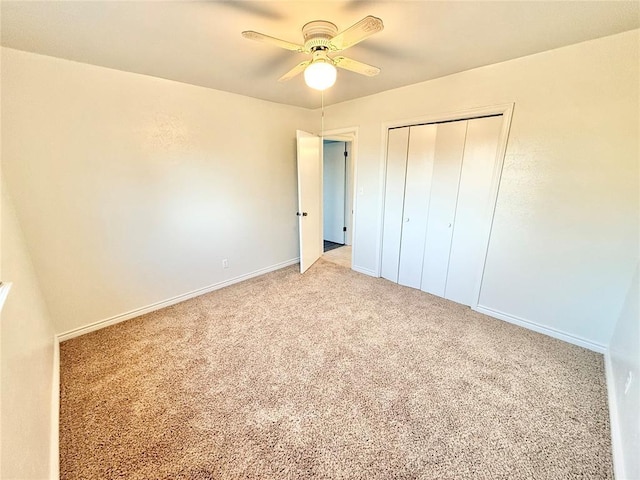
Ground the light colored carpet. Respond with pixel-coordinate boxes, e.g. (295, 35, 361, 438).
(60, 259, 612, 479)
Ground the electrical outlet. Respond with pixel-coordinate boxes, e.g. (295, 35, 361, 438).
(624, 371, 633, 395)
(222, 259, 229, 269)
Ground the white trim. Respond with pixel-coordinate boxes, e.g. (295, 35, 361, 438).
(50, 336, 60, 480)
(58, 258, 300, 341)
(605, 352, 626, 480)
(377, 121, 390, 277)
(472, 104, 515, 309)
(320, 137, 355, 247)
(323, 134, 353, 143)
(352, 265, 377, 277)
(377, 103, 515, 283)
(322, 126, 359, 271)
(380, 103, 516, 131)
(474, 305, 606, 353)
(0, 282, 13, 312)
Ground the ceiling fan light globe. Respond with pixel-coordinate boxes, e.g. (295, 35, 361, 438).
(304, 61, 337, 91)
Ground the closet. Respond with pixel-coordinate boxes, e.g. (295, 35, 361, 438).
(381, 115, 503, 307)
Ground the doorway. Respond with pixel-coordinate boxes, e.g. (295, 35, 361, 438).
(322, 134, 354, 269)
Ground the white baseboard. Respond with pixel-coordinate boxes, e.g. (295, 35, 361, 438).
(50, 336, 60, 480)
(50, 261, 620, 479)
(474, 305, 606, 353)
(352, 265, 377, 277)
(604, 352, 626, 480)
(57, 258, 300, 342)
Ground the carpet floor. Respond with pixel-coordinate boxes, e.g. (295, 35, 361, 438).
(60, 259, 612, 479)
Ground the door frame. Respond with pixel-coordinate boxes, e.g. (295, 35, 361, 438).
(321, 139, 348, 245)
(377, 103, 514, 309)
(321, 127, 359, 269)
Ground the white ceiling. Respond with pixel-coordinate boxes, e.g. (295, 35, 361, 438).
(1, 1, 638, 109)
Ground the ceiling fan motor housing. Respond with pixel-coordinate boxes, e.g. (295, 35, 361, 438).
(302, 20, 338, 52)
(242, 15, 383, 83)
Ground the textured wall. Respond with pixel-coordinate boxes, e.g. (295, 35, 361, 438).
(323, 30, 639, 349)
(1, 184, 57, 479)
(2, 48, 312, 334)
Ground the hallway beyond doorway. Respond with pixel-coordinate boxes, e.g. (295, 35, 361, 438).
(324, 240, 343, 253)
(322, 245, 352, 269)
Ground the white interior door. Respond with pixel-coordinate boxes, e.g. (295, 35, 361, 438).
(296, 130, 322, 273)
(421, 120, 468, 297)
(445, 116, 503, 305)
(397, 124, 437, 289)
(381, 127, 410, 282)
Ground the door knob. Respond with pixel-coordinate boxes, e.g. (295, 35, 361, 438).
(404, 217, 410, 223)
(448, 223, 452, 228)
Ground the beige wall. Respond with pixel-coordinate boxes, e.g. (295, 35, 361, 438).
(1, 30, 637, 479)
(324, 30, 639, 349)
(2, 48, 312, 335)
(1, 183, 57, 479)
(5, 32, 636, 347)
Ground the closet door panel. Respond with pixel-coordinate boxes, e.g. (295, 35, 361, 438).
(381, 127, 409, 283)
(421, 120, 468, 297)
(446, 115, 503, 305)
(398, 124, 437, 288)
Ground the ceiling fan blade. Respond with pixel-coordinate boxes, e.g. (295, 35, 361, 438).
(278, 61, 311, 82)
(242, 31, 304, 52)
(329, 15, 384, 51)
(333, 56, 380, 76)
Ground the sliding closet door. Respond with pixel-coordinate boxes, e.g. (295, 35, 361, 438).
(445, 116, 503, 305)
(380, 128, 409, 282)
(382, 114, 505, 304)
(397, 125, 437, 289)
(420, 120, 468, 297)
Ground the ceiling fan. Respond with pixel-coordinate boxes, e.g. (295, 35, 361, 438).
(242, 15, 384, 91)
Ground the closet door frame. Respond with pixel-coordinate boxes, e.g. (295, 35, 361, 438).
(377, 103, 514, 309)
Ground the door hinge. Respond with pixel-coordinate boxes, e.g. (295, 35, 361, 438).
(343, 227, 347, 232)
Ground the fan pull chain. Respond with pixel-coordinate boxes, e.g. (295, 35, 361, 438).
(321, 90, 325, 140)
